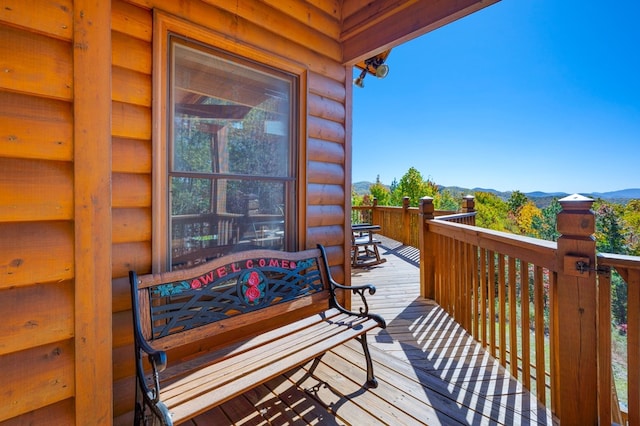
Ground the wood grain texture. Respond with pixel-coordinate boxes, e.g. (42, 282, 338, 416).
(112, 0, 152, 42)
(0, 91, 72, 161)
(0, 221, 74, 288)
(112, 30, 152, 73)
(308, 183, 345, 204)
(112, 101, 152, 140)
(0, 339, 75, 421)
(0, 25, 72, 100)
(307, 138, 344, 164)
(112, 66, 151, 106)
(0, 158, 72, 222)
(0, 0, 73, 40)
(73, 1, 113, 422)
(112, 207, 151, 244)
(112, 137, 151, 174)
(112, 172, 151, 208)
(307, 204, 344, 227)
(0, 281, 73, 356)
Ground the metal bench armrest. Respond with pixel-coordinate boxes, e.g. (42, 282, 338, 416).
(317, 245, 386, 328)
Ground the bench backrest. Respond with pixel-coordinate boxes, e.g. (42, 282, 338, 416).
(130, 247, 331, 350)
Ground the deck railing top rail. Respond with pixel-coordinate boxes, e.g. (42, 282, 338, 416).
(428, 217, 557, 270)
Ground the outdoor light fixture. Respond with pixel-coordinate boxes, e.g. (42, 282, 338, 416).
(353, 51, 390, 88)
(353, 68, 367, 88)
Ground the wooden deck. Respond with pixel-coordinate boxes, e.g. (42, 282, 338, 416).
(175, 236, 556, 425)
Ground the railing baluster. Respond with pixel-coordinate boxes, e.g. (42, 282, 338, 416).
(488, 249, 497, 358)
(521, 261, 531, 390)
(480, 248, 488, 347)
(509, 256, 518, 378)
(597, 263, 612, 424)
(533, 265, 546, 405)
(628, 267, 640, 425)
(498, 254, 507, 366)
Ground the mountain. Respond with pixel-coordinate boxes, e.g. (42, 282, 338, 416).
(352, 181, 640, 205)
(591, 189, 640, 199)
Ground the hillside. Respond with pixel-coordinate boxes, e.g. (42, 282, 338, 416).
(352, 181, 640, 207)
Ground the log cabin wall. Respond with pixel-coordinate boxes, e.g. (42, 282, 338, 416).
(1, 1, 112, 423)
(0, 0, 352, 423)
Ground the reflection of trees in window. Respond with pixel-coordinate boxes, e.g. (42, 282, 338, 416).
(227, 98, 289, 178)
(167, 40, 295, 267)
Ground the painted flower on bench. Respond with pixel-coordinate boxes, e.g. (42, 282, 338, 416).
(240, 270, 266, 305)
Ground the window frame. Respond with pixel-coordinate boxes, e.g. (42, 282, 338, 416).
(153, 11, 307, 272)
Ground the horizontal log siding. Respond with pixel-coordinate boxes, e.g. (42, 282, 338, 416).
(0, 3, 76, 421)
(109, 0, 349, 421)
(1, 0, 350, 422)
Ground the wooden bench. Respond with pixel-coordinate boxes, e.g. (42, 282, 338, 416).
(129, 244, 386, 425)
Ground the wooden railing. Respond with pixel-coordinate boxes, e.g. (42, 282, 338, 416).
(415, 195, 640, 425)
(426, 213, 558, 409)
(353, 194, 640, 423)
(598, 253, 640, 425)
(352, 196, 466, 248)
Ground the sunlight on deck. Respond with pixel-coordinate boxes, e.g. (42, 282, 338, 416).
(352, 235, 556, 425)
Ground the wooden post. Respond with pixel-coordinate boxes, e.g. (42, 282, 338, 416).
(419, 197, 435, 299)
(74, 1, 112, 424)
(371, 197, 379, 226)
(555, 194, 597, 424)
(462, 195, 475, 212)
(402, 196, 410, 245)
(462, 194, 476, 226)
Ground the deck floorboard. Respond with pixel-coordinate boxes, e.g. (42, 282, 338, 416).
(170, 236, 555, 425)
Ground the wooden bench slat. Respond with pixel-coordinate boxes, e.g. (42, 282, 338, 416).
(160, 310, 359, 398)
(161, 312, 370, 402)
(168, 318, 382, 423)
(157, 307, 346, 381)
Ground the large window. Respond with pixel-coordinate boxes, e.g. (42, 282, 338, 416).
(166, 37, 297, 269)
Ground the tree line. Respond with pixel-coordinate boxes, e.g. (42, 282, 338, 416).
(353, 166, 640, 328)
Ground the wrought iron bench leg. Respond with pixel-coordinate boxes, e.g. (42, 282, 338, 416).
(358, 333, 378, 388)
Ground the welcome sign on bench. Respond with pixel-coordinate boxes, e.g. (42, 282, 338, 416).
(130, 245, 386, 425)
(147, 255, 322, 338)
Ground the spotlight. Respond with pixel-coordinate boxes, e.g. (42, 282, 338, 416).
(353, 51, 390, 88)
(353, 68, 367, 88)
(375, 64, 389, 78)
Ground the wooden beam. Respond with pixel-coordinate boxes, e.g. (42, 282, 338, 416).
(73, 0, 113, 424)
(341, 0, 500, 65)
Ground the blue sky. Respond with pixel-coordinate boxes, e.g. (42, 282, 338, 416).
(351, 0, 640, 194)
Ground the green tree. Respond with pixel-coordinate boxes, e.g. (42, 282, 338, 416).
(531, 198, 562, 242)
(435, 188, 461, 211)
(390, 167, 431, 207)
(369, 175, 391, 206)
(474, 191, 514, 232)
(507, 190, 528, 215)
(517, 201, 542, 236)
(594, 200, 628, 327)
(594, 200, 626, 254)
(622, 199, 640, 255)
